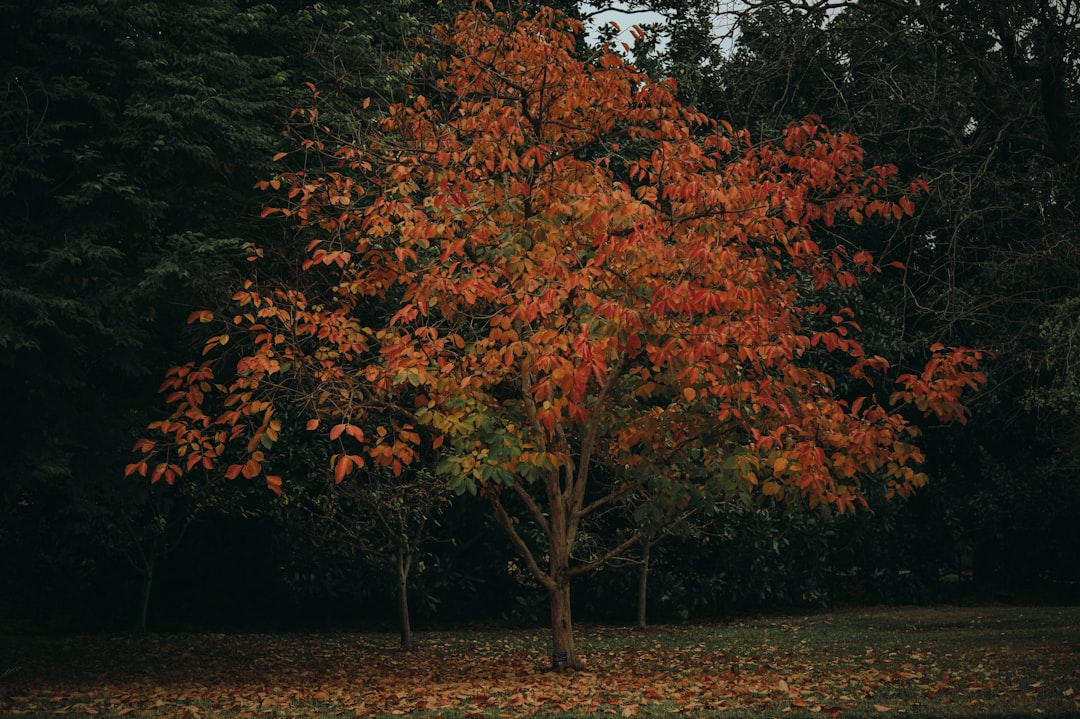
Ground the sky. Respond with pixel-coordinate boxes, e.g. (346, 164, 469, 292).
(582, 2, 744, 56)
(582, 3, 667, 50)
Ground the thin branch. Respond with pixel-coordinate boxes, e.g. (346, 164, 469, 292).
(489, 492, 556, 591)
(568, 525, 645, 576)
(512, 479, 552, 536)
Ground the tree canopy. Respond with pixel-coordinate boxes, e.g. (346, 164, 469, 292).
(130, 4, 986, 666)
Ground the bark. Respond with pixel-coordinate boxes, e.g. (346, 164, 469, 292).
(548, 580, 577, 670)
(133, 556, 155, 634)
(637, 541, 651, 630)
(544, 462, 581, 670)
(395, 542, 413, 651)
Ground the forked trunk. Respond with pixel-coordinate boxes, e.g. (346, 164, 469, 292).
(548, 579, 577, 670)
(396, 543, 413, 651)
(133, 556, 155, 634)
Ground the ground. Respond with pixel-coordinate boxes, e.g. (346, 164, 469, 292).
(2, 606, 1078, 718)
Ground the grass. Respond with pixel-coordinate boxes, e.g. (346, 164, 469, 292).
(1, 605, 1077, 718)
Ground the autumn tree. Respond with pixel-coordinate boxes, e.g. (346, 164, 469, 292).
(131, 4, 987, 668)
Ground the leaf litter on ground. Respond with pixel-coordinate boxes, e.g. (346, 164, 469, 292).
(1, 606, 1078, 718)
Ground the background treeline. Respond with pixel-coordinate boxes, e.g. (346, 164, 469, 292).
(2, 0, 1077, 634)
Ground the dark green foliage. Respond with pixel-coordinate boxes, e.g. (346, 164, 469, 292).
(1, 0, 277, 631)
(0, 0, 435, 631)
(638, 0, 1080, 600)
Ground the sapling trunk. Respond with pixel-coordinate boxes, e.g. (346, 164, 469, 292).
(637, 541, 651, 630)
(396, 542, 413, 651)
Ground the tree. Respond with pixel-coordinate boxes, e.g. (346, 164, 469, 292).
(629, 509, 701, 629)
(292, 466, 451, 649)
(131, 4, 987, 668)
(689, 0, 1080, 596)
(105, 481, 200, 634)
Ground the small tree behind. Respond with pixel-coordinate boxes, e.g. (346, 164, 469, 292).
(296, 468, 450, 650)
(131, 4, 987, 669)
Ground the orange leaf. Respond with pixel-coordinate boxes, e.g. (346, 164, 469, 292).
(334, 455, 353, 483)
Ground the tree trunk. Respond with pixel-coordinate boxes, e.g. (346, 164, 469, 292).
(548, 579, 577, 670)
(134, 556, 155, 634)
(544, 465, 581, 671)
(395, 543, 413, 651)
(637, 541, 651, 630)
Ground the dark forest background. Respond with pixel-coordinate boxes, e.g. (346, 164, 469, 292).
(2, 0, 1078, 635)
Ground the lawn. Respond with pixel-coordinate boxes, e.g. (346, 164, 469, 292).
(2, 606, 1077, 718)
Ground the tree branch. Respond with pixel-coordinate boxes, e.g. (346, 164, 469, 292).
(512, 479, 551, 536)
(568, 525, 645, 576)
(489, 492, 556, 591)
